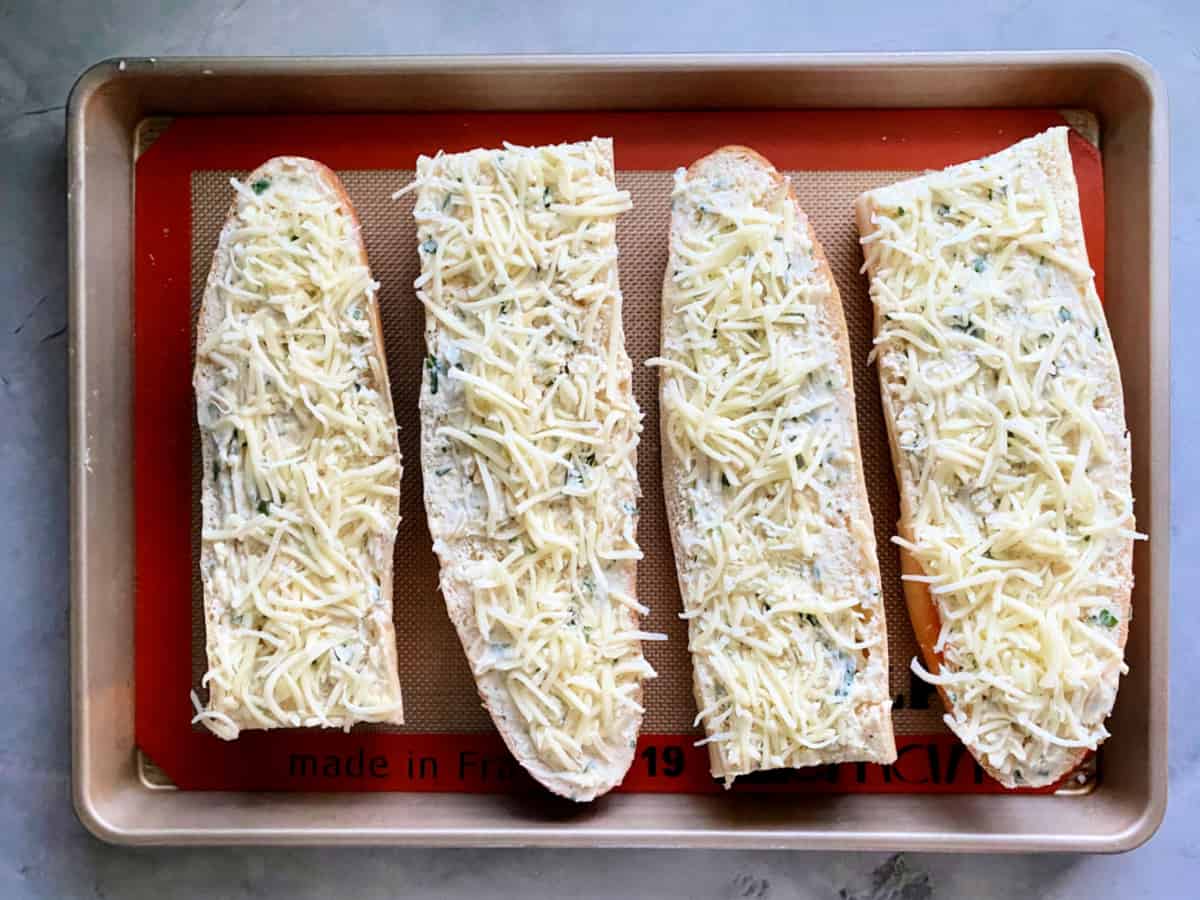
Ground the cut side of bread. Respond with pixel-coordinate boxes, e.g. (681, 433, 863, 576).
(193, 157, 404, 739)
(856, 127, 1142, 789)
(653, 146, 896, 783)
(408, 138, 654, 801)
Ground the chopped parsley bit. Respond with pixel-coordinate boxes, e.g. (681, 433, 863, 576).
(257, 499, 270, 515)
(435, 466, 451, 476)
(420, 238, 438, 254)
(212, 460, 220, 481)
(425, 354, 442, 394)
(1058, 306, 1073, 322)
(1039, 255, 1047, 266)
(720, 471, 730, 488)
(542, 187, 552, 209)
(896, 206, 905, 216)
(441, 193, 454, 211)
(937, 203, 951, 216)
(1093, 609, 1119, 628)
(622, 501, 638, 515)
(835, 651, 856, 699)
(583, 451, 597, 466)
(289, 233, 299, 242)
(351, 307, 364, 320)
(1095, 326, 1103, 341)
(251, 179, 270, 195)
(987, 188, 993, 201)
(973, 256, 987, 273)
(802, 613, 819, 627)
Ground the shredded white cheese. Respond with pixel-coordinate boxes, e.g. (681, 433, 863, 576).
(410, 139, 657, 787)
(859, 127, 1143, 786)
(652, 155, 891, 781)
(194, 160, 403, 739)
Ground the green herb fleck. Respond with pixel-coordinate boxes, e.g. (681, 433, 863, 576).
(1058, 306, 1073, 323)
(897, 206, 905, 216)
(834, 650, 856, 699)
(987, 188, 993, 201)
(1094, 609, 1118, 628)
(720, 472, 730, 488)
(425, 354, 441, 394)
(442, 193, 454, 211)
(421, 238, 438, 254)
(973, 256, 987, 273)
(937, 203, 951, 216)
(212, 460, 220, 481)
(257, 499, 270, 515)
(251, 179, 270, 195)
(542, 187, 552, 209)
(435, 466, 451, 476)
(1095, 326, 1103, 341)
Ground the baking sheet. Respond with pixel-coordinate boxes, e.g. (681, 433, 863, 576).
(71, 52, 1169, 850)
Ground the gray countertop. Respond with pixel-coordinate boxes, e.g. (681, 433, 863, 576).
(2, 1, 1195, 897)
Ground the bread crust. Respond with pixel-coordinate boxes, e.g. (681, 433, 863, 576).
(855, 127, 1134, 788)
(661, 146, 895, 780)
(195, 157, 404, 733)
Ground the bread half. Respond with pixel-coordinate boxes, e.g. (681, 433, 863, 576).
(409, 138, 654, 801)
(855, 127, 1142, 788)
(193, 157, 404, 739)
(653, 146, 896, 782)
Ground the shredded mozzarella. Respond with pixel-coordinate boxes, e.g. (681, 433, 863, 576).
(410, 139, 656, 788)
(194, 160, 403, 739)
(859, 127, 1143, 786)
(653, 154, 891, 781)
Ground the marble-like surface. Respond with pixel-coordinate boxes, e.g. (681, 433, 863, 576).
(1, 1, 1195, 896)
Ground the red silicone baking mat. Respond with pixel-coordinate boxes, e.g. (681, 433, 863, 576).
(133, 108, 1104, 793)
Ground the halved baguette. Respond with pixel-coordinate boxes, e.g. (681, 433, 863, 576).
(409, 138, 654, 801)
(856, 127, 1141, 788)
(654, 147, 895, 782)
(193, 157, 404, 739)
